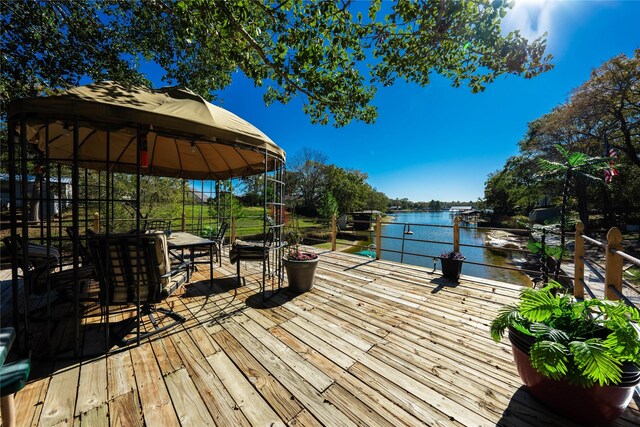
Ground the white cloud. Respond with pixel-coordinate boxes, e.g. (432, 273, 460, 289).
(502, 0, 558, 41)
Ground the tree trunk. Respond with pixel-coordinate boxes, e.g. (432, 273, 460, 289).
(554, 170, 571, 280)
(574, 176, 589, 229)
(29, 174, 42, 222)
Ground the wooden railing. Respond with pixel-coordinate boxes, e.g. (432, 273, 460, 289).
(325, 215, 638, 308)
(574, 221, 639, 308)
(100, 211, 638, 307)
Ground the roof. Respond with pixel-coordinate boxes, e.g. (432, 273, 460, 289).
(0, 173, 71, 184)
(449, 206, 473, 211)
(351, 210, 383, 215)
(8, 81, 285, 180)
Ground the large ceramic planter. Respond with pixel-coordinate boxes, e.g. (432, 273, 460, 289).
(283, 256, 319, 293)
(439, 257, 463, 281)
(508, 327, 639, 426)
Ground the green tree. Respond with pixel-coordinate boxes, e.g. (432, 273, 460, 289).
(1, 0, 552, 126)
(288, 148, 328, 212)
(323, 164, 368, 213)
(570, 50, 640, 169)
(428, 200, 442, 211)
(484, 155, 543, 215)
(318, 191, 338, 219)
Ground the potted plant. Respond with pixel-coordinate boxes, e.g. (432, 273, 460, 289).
(283, 227, 319, 293)
(439, 251, 465, 281)
(490, 281, 640, 426)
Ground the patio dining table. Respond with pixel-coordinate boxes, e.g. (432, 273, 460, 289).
(167, 232, 215, 282)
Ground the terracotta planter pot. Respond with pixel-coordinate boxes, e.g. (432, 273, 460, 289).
(508, 328, 639, 426)
(439, 257, 463, 281)
(283, 256, 319, 293)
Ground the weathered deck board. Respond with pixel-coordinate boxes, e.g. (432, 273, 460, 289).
(4, 247, 639, 427)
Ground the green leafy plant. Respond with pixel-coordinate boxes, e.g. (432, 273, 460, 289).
(490, 281, 640, 387)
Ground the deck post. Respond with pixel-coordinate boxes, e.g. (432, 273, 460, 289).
(181, 212, 186, 232)
(231, 216, 236, 244)
(604, 227, 623, 300)
(453, 216, 460, 253)
(574, 222, 585, 299)
(93, 212, 100, 233)
(375, 215, 382, 260)
(331, 215, 337, 251)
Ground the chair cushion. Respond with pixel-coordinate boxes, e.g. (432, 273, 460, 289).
(0, 358, 30, 396)
(161, 270, 188, 298)
(229, 242, 268, 264)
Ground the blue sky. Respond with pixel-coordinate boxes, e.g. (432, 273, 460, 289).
(157, 1, 640, 203)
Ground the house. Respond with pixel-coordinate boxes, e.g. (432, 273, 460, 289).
(0, 173, 71, 216)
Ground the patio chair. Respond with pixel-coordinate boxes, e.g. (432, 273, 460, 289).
(2, 236, 93, 297)
(65, 227, 96, 269)
(88, 231, 189, 346)
(212, 221, 229, 264)
(201, 221, 228, 266)
(229, 227, 274, 286)
(143, 219, 172, 233)
(2, 236, 95, 326)
(180, 221, 228, 273)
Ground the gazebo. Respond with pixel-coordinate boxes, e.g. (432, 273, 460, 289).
(4, 81, 286, 356)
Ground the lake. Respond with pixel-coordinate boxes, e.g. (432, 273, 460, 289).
(378, 211, 530, 286)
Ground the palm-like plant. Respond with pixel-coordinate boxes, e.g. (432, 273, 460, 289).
(537, 144, 611, 278)
(491, 281, 640, 387)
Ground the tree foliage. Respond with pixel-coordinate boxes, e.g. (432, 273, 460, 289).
(289, 148, 329, 209)
(484, 50, 639, 223)
(1, 0, 552, 126)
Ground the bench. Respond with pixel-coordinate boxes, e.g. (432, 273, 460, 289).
(0, 327, 30, 427)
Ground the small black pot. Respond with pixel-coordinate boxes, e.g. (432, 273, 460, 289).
(439, 257, 463, 281)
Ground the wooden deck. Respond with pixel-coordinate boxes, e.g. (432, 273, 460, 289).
(2, 248, 639, 426)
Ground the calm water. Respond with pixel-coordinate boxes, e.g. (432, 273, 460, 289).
(379, 211, 530, 286)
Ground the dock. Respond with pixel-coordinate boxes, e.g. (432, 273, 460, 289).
(2, 248, 639, 426)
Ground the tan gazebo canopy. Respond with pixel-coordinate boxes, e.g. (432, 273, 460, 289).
(8, 81, 285, 179)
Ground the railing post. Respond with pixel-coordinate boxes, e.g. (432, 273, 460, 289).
(93, 212, 100, 233)
(231, 216, 236, 244)
(331, 215, 337, 251)
(375, 214, 382, 260)
(181, 212, 186, 232)
(604, 227, 623, 300)
(574, 222, 584, 299)
(453, 216, 460, 253)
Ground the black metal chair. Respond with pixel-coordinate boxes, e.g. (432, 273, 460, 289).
(2, 236, 95, 326)
(229, 227, 275, 286)
(143, 219, 172, 233)
(210, 221, 228, 266)
(88, 231, 189, 346)
(2, 235, 93, 297)
(185, 221, 229, 271)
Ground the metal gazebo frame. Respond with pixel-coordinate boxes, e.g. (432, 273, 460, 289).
(5, 82, 286, 356)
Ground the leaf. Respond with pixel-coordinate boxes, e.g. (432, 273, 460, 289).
(530, 340, 569, 380)
(569, 339, 622, 386)
(604, 325, 640, 362)
(530, 323, 569, 343)
(518, 287, 560, 322)
(489, 304, 522, 341)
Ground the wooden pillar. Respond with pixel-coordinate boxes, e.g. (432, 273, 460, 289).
(93, 212, 100, 233)
(573, 222, 584, 299)
(375, 214, 382, 260)
(453, 216, 460, 253)
(604, 227, 623, 300)
(181, 212, 186, 232)
(231, 216, 236, 244)
(331, 215, 337, 251)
